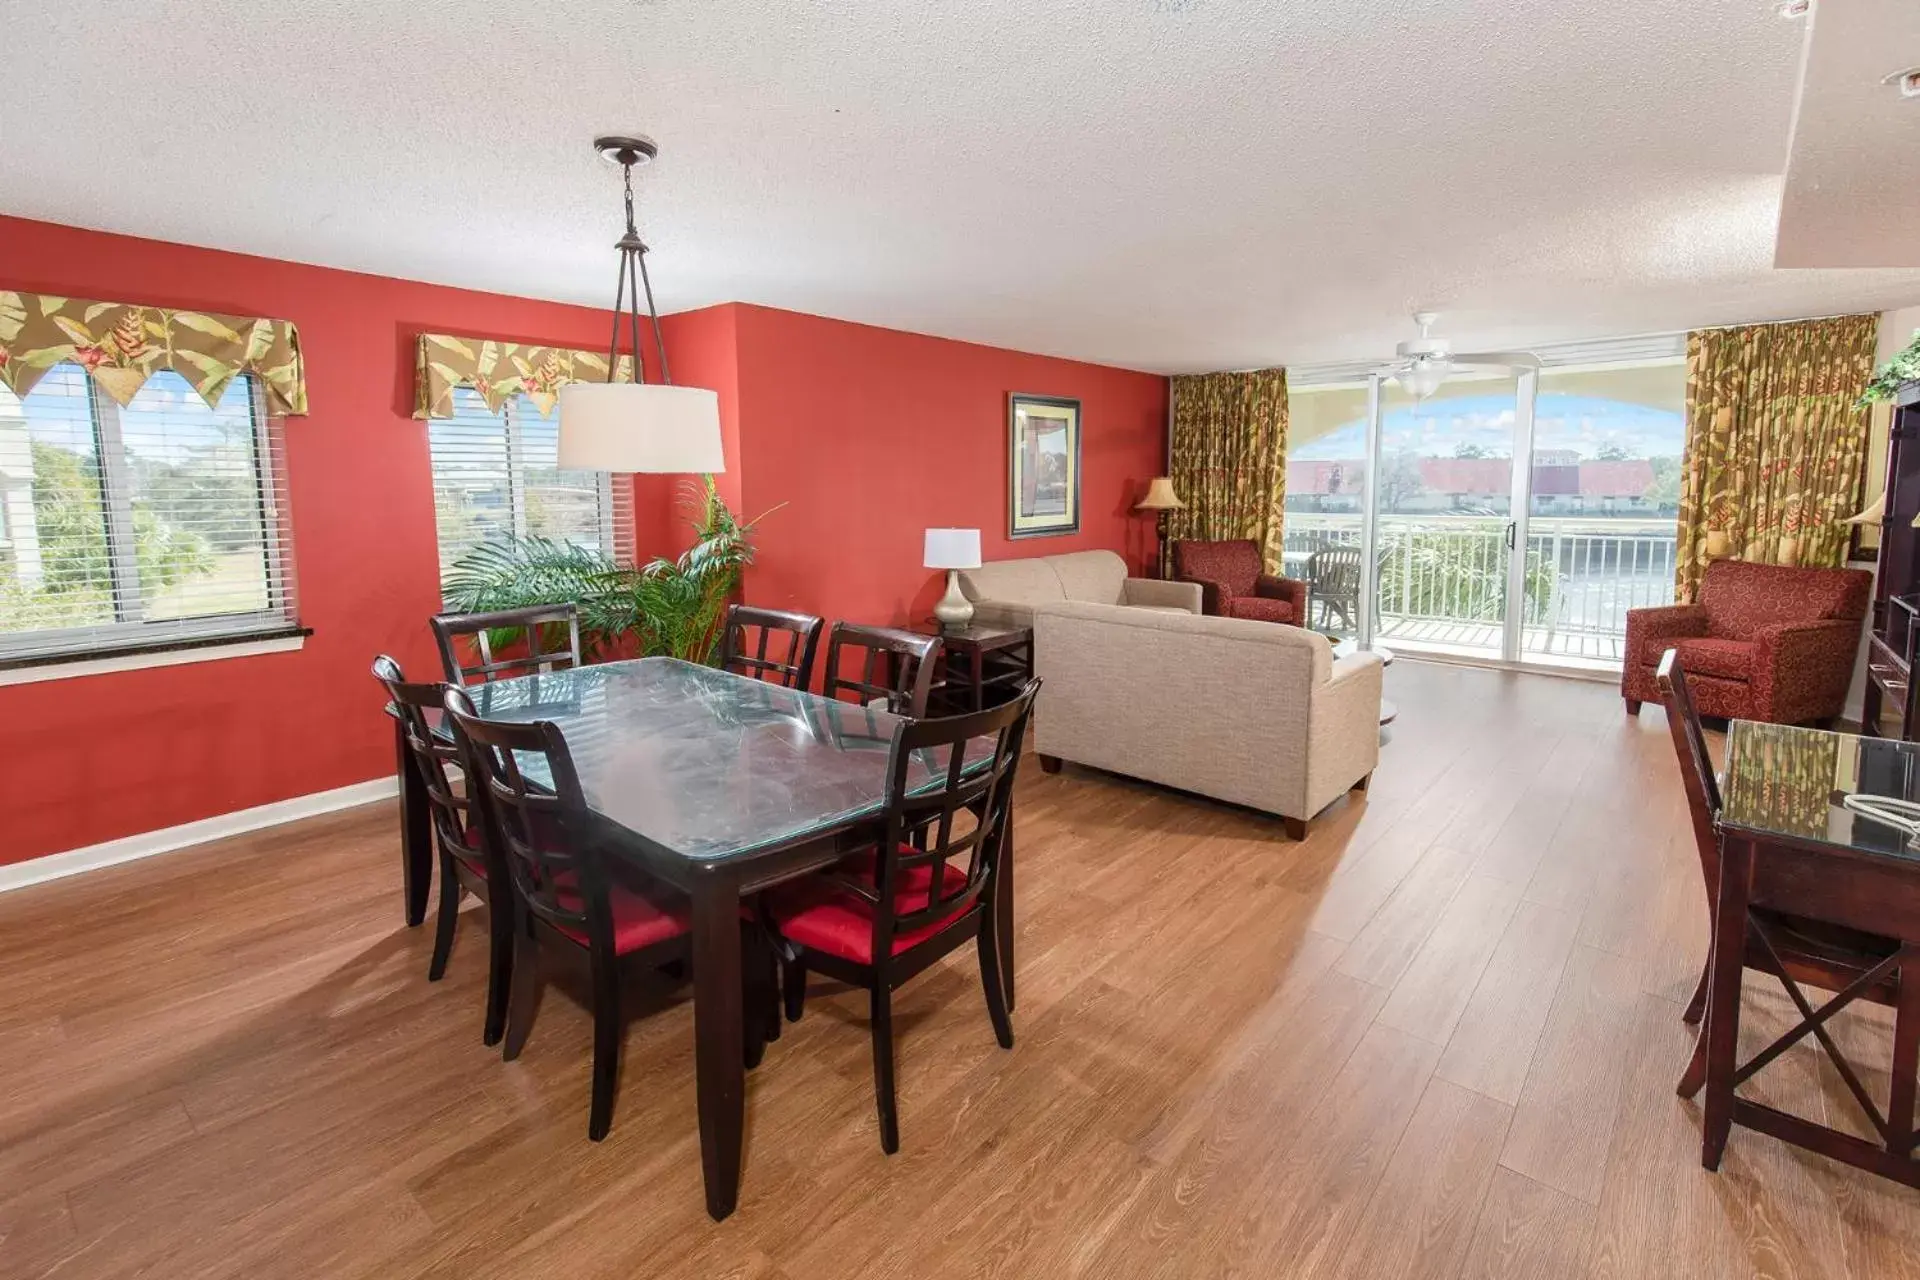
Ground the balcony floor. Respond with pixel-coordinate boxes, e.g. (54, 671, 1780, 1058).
(1373, 616, 1624, 671)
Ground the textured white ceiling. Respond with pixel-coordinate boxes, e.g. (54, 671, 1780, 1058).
(3, 0, 1920, 373)
(1776, 0, 1920, 268)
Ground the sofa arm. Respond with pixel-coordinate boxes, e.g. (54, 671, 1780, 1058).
(1304, 651, 1384, 813)
(1255, 574, 1308, 614)
(966, 601, 1034, 628)
(1177, 575, 1230, 616)
(1122, 577, 1203, 613)
(1752, 618, 1864, 725)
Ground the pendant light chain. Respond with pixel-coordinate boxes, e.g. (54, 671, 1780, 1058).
(601, 146, 674, 387)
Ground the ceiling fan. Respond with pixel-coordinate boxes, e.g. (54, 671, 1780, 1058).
(1375, 311, 1540, 399)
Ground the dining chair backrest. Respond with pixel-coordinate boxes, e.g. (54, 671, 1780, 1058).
(431, 604, 582, 686)
(442, 686, 610, 950)
(720, 604, 825, 691)
(1656, 648, 1723, 896)
(823, 623, 941, 718)
(866, 680, 1039, 954)
(371, 655, 477, 863)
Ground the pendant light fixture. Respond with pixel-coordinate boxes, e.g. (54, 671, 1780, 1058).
(557, 135, 725, 474)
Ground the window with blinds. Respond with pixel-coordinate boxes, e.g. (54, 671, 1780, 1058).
(0, 362, 297, 662)
(428, 387, 634, 584)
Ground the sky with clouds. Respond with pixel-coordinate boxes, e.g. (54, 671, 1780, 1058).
(1293, 392, 1684, 462)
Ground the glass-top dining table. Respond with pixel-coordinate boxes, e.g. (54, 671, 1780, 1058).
(392, 657, 1013, 1219)
(1702, 719, 1920, 1189)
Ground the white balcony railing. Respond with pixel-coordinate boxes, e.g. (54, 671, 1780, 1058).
(1282, 512, 1677, 666)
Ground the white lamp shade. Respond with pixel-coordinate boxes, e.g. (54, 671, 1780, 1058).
(924, 527, 982, 570)
(557, 381, 726, 473)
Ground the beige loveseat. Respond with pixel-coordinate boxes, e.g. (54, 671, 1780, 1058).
(959, 550, 1200, 627)
(1031, 602, 1383, 837)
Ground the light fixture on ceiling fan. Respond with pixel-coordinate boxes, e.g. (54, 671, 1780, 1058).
(1375, 311, 1541, 400)
(557, 135, 724, 474)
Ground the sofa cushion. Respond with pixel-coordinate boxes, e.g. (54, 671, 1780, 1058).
(1048, 550, 1128, 605)
(960, 557, 1067, 609)
(1226, 596, 1299, 626)
(1671, 637, 1756, 683)
(1697, 560, 1871, 641)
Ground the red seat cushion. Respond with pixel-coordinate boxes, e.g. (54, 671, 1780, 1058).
(1226, 596, 1298, 625)
(553, 882, 692, 956)
(769, 846, 977, 965)
(1671, 637, 1756, 683)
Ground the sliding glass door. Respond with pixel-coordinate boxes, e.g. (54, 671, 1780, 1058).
(1359, 368, 1533, 662)
(1287, 339, 1686, 670)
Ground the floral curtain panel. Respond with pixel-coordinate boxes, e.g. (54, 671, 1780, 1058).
(1165, 368, 1290, 573)
(413, 332, 633, 419)
(0, 291, 307, 414)
(1675, 314, 1879, 603)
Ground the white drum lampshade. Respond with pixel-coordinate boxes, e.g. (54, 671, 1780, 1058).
(923, 527, 982, 570)
(925, 528, 982, 630)
(557, 382, 726, 473)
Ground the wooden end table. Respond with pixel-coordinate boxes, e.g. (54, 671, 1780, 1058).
(915, 622, 1035, 716)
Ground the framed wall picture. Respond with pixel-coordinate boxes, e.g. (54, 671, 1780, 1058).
(1008, 393, 1081, 538)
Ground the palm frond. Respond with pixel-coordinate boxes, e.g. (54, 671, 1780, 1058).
(435, 479, 775, 666)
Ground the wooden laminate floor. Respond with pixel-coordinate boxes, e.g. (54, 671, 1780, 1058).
(4, 660, 1918, 1279)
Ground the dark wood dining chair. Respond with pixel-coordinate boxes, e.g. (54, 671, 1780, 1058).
(431, 603, 582, 686)
(443, 688, 777, 1141)
(371, 655, 513, 1044)
(719, 604, 824, 690)
(766, 679, 1038, 1153)
(822, 623, 940, 719)
(1657, 649, 1903, 1100)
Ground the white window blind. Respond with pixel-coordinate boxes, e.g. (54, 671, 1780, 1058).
(428, 387, 634, 584)
(0, 362, 297, 662)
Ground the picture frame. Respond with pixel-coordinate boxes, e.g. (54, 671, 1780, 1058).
(1007, 393, 1081, 539)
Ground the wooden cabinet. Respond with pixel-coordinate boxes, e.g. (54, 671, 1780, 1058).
(1862, 381, 1920, 739)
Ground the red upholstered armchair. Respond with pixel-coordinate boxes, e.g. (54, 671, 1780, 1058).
(1622, 559, 1870, 725)
(1171, 538, 1308, 626)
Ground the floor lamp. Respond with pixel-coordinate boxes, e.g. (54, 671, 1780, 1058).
(1134, 477, 1185, 579)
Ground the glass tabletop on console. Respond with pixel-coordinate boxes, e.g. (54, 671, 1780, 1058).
(439, 657, 983, 864)
(1719, 719, 1920, 864)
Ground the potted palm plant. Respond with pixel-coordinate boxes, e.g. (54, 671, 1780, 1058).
(441, 477, 770, 665)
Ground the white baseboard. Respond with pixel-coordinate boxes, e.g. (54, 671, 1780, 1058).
(0, 775, 399, 895)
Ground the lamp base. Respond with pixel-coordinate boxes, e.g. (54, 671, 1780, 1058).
(933, 569, 975, 630)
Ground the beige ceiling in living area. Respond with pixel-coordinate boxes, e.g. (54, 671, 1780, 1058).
(2, 0, 1919, 374)
(1776, 0, 1920, 268)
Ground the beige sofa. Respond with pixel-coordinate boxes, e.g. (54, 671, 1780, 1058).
(1030, 602, 1383, 837)
(959, 549, 1200, 627)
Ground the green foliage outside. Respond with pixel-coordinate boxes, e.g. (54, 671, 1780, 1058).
(441, 477, 770, 665)
(1375, 525, 1556, 625)
(1641, 455, 1680, 510)
(1, 440, 220, 632)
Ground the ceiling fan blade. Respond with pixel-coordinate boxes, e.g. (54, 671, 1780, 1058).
(1453, 350, 1542, 370)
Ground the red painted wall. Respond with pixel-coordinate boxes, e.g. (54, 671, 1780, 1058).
(0, 216, 648, 866)
(728, 304, 1169, 629)
(0, 223, 1164, 867)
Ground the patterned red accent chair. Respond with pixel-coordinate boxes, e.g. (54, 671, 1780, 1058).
(1621, 559, 1870, 725)
(1171, 538, 1309, 626)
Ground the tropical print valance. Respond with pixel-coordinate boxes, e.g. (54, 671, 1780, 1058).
(0, 290, 307, 415)
(413, 332, 634, 419)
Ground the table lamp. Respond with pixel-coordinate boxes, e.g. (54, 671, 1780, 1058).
(1134, 476, 1186, 578)
(924, 527, 982, 630)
